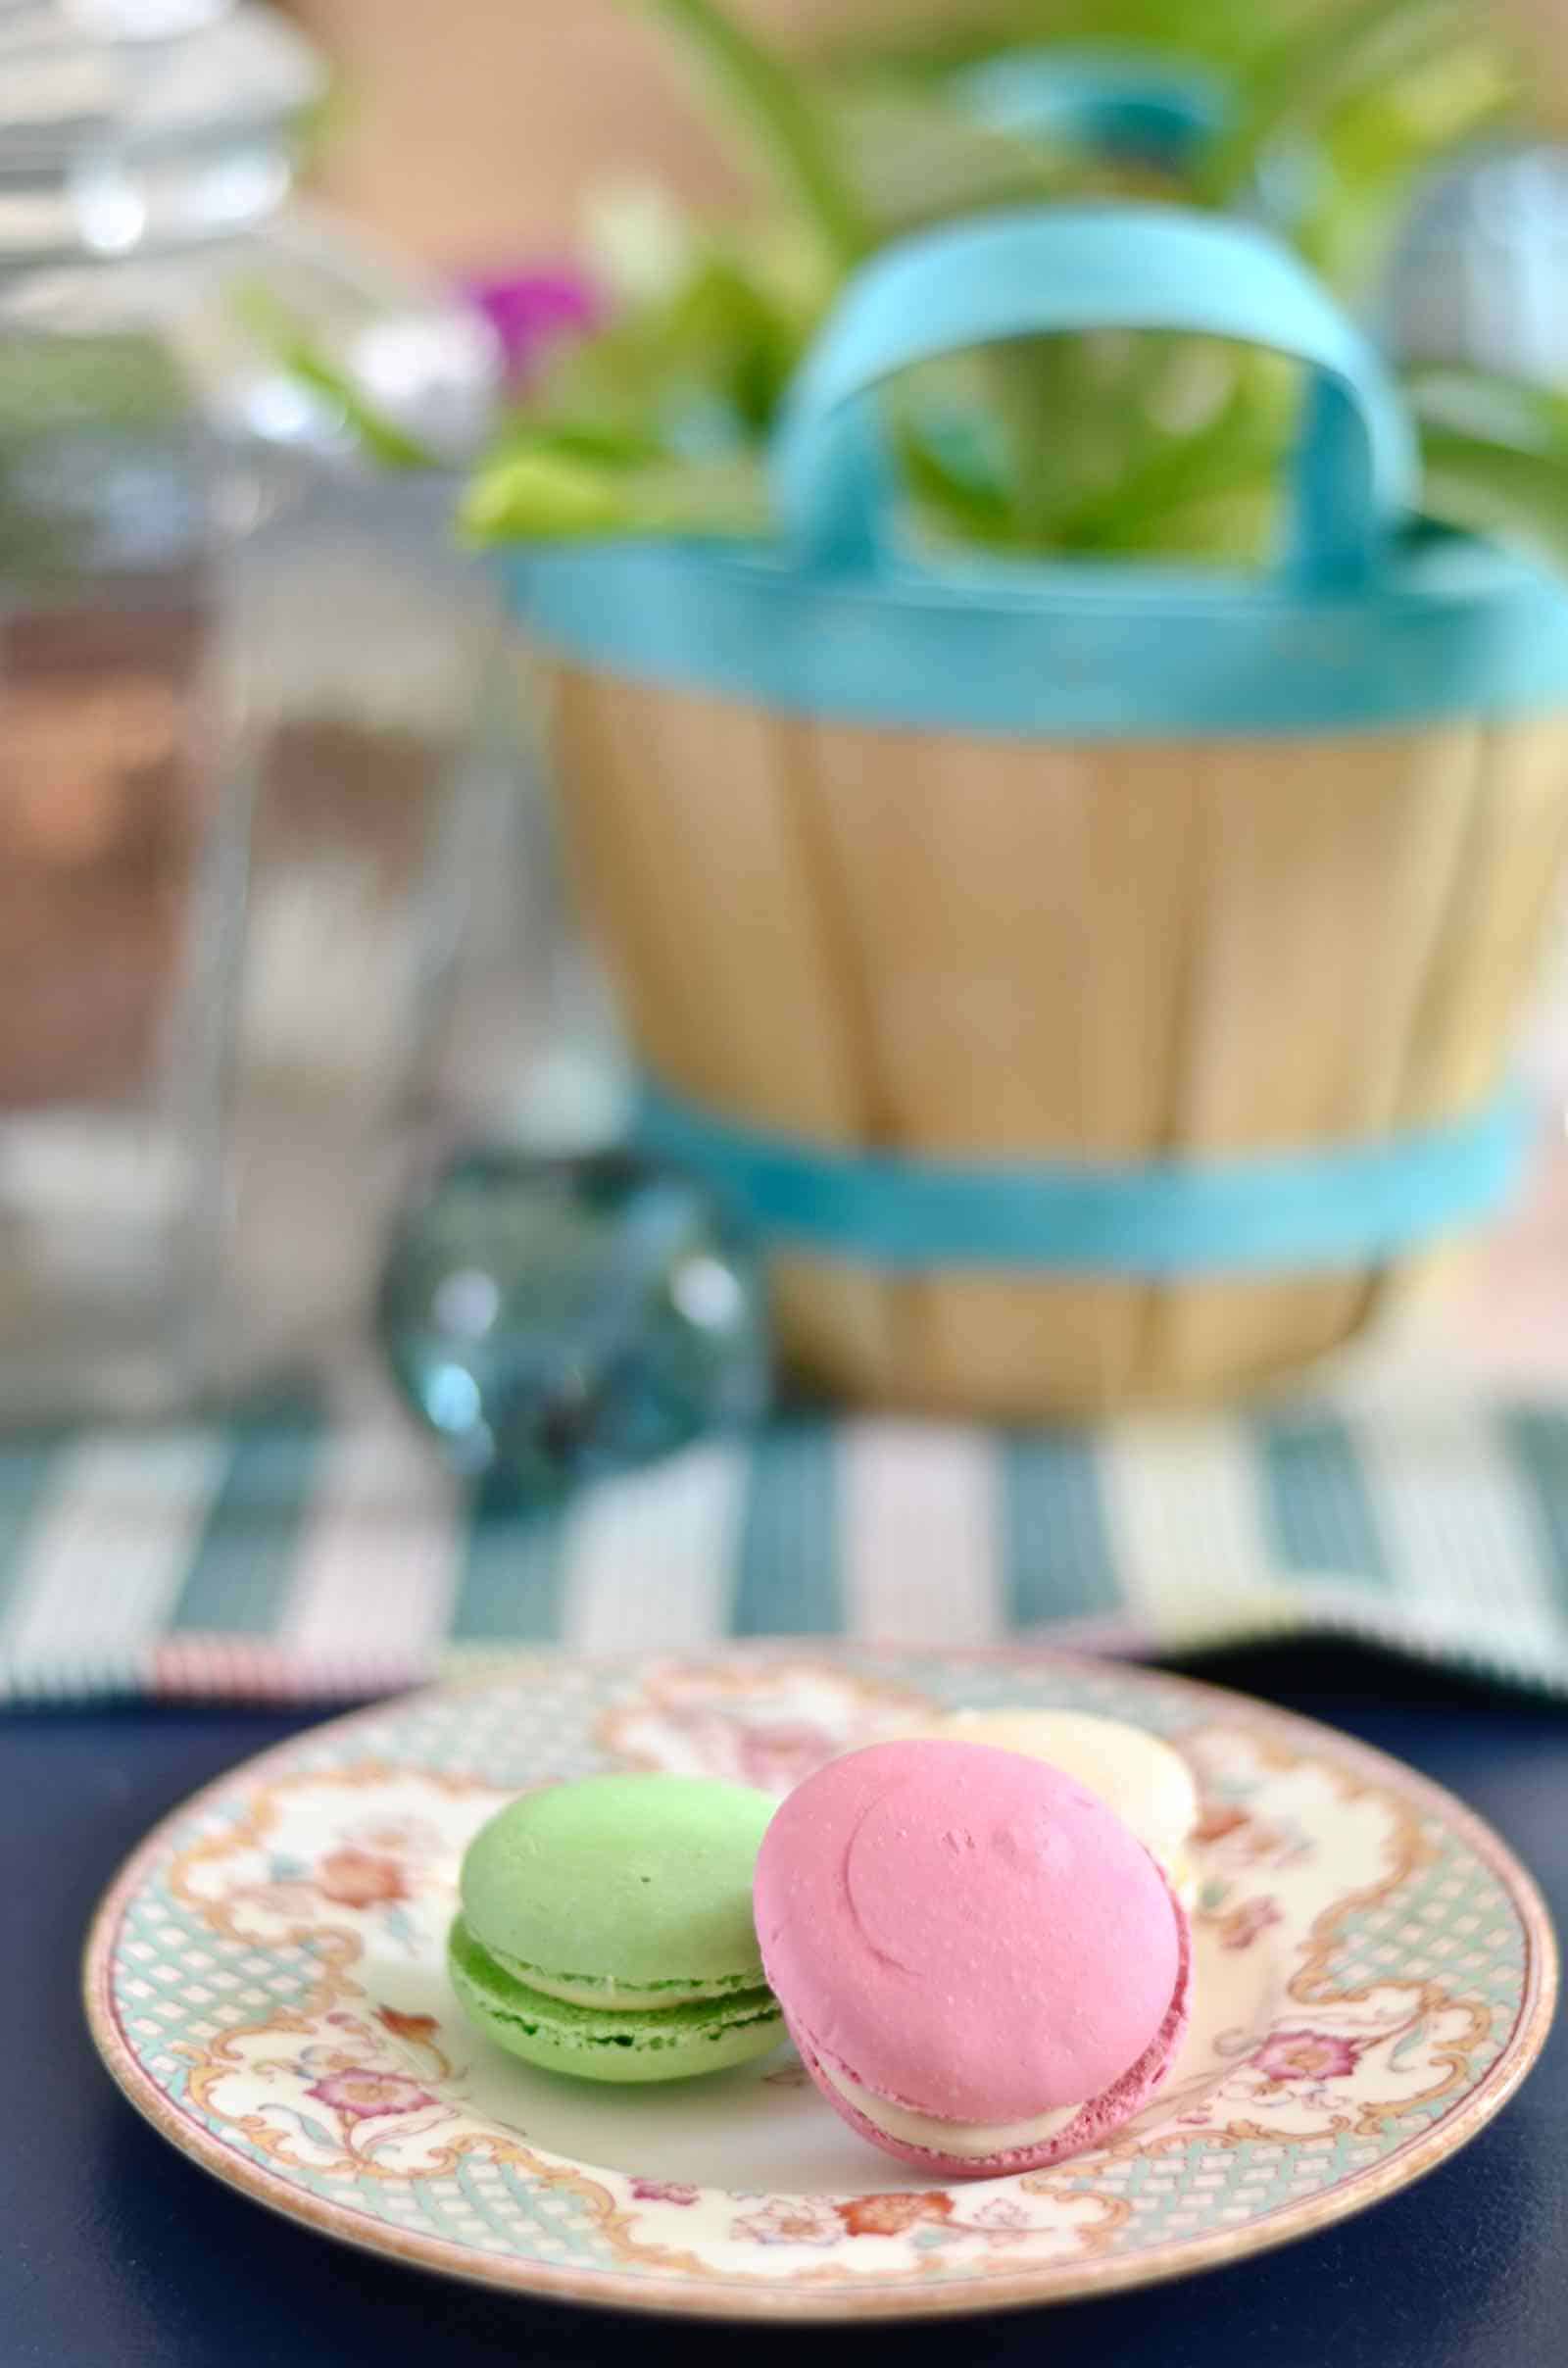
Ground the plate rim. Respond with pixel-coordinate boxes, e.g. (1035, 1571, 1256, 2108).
(82, 1643, 1560, 2324)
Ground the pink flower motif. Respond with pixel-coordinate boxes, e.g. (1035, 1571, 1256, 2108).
(1253, 2030, 1362, 2085)
(374, 2005, 440, 2045)
(837, 2192, 954, 2238)
(654, 1711, 840, 1796)
(964, 2197, 1032, 2240)
(1217, 1897, 1284, 1951)
(732, 1722, 843, 1794)
(629, 2179, 700, 2206)
(306, 2069, 437, 2122)
(351, 1820, 441, 1856)
(732, 2196, 844, 2247)
(316, 1850, 408, 1908)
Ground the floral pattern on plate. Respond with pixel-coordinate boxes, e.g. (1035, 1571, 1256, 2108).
(86, 1650, 1556, 2320)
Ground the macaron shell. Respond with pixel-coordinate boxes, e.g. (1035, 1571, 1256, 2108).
(448, 1916, 784, 2084)
(459, 1773, 773, 1993)
(755, 1740, 1181, 2124)
(792, 1899, 1191, 2176)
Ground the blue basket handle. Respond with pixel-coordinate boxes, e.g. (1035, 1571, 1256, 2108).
(951, 47, 1232, 173)
(771, 205, 1419, 585)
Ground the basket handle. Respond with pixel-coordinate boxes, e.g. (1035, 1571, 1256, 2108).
(771, 205, 1418, 584)
(951, 47, 1231, 173)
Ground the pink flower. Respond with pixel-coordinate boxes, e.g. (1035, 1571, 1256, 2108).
(1218, 1897, 1284, 1951)
(306, 2070, 437, 2121)
(732, 2196, 843, 2247)
(1253, 2030, 1362, 2085)
(461, 271, 598, 384)
(629, 2179, 700, 2206)
(316, 1850, 408, 1908)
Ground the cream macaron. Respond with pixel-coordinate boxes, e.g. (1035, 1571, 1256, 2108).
(904, 1708, 1200, 1906)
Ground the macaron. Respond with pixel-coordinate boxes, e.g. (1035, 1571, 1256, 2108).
(449, 1773, 784, 2082)
(905, 1707, 1200, 1906)
(755, 1739, 1190, 2175)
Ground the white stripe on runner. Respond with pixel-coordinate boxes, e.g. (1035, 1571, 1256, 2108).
(559, 1440, 745, 1651)
(1099, 1418, 1280, 1644)
(281, 1416, 463, 1668)
(840, 1420, 1002, 1645)
(1355, 1408, 1557, 1646)
(0, 1430, 228, 1670)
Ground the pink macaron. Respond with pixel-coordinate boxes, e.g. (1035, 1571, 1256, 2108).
(754, 1738, 1190, 2178)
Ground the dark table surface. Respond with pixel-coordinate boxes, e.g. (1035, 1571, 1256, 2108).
(5, 1643, 1565, 2368)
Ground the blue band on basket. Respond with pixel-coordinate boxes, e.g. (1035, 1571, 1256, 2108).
(511, 539, 1568, 739)
(637, 1082, 1531, 1276)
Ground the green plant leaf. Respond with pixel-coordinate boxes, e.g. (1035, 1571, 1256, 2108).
(1406, 366, 1568, 455)
(460, 440, 769, 546)
(488, 419, 671, 469)
(230, 282, 439, 469)
(628, 0, 872, 267)
(1201, 0, 1473, 202)
(826, 86, 1088, 234)
(1290, 38, 1516, 289)
(518, 240, 819, 457)
(461, 0, 1542, 577)
(1417, 426, 1568, 571)
(821, 1, 1297, 81)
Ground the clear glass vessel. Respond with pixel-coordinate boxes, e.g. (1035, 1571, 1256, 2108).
(0, 0, 502, 1416)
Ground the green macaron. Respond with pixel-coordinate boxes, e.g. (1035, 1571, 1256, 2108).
(448, 1773, 784, 2083)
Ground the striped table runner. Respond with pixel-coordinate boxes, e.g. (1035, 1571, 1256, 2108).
(5, 1375, 1568, 1702)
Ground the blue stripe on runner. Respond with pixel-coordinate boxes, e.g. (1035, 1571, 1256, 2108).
(448, 1500, 567, 1643)
(167, 1407, 322, 1636)
(1256, 1410, 1391, 1587)
(1497, 1407, 1568, 1611)
(0, 1433, 67, 1626)
(733, 1419, 840, 1637)
(1001, 1433, 1120, 1625)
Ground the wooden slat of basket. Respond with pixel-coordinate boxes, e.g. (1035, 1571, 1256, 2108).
(547, 666, 899, 1392)
(1399, 718, 1568, 1117)
(1349, 716, 1568, 1341)
(1145, 723, 1485, 1398)
(787, 723, 1205, 1414)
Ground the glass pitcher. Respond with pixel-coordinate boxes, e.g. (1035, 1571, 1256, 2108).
(0, 0, 504, 1418)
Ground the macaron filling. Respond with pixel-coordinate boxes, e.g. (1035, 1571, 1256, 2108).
(814, 2056, 1080, 2159)
(449, 1917, 783, 2055)
(478, 1939, 762, 2012)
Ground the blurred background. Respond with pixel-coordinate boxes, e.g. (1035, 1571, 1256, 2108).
(12, 0, 1568, 1692)
(285, 2, 1568, 257)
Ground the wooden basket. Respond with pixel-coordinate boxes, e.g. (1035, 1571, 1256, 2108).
(509, 210, 1568, 1416)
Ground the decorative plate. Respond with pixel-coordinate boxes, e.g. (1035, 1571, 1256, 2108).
(84, 1649, 1556, 2322)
